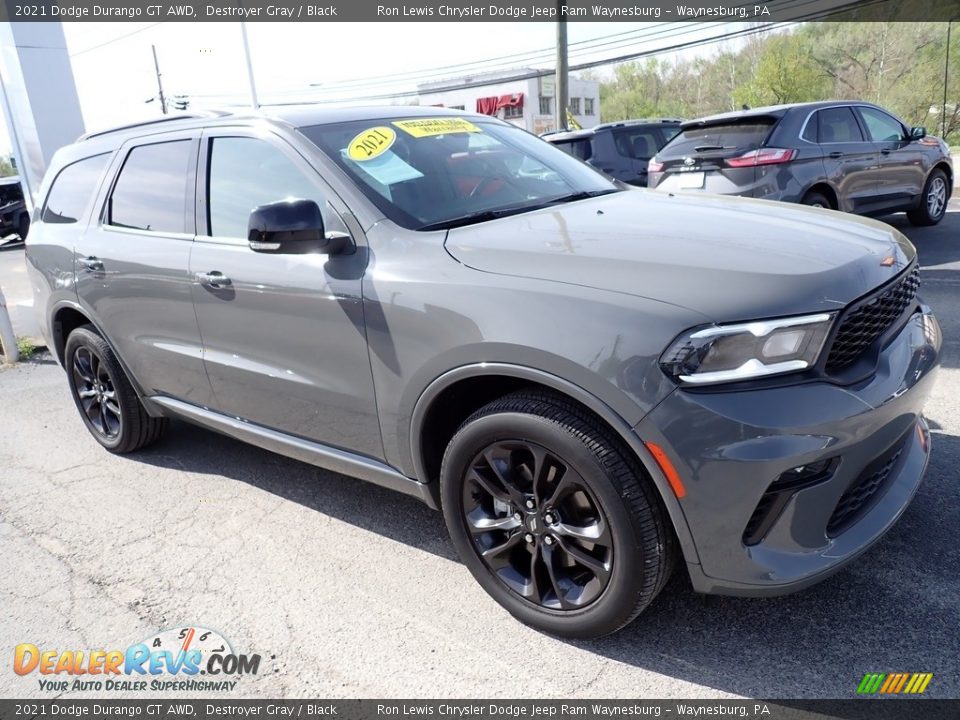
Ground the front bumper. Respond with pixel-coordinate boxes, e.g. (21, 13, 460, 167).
(636, 307, 940, 596)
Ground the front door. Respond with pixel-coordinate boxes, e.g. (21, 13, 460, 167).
(815, 106, 879, 213)
(856, 105, 927, 208)
(75, 132, 215, 408)
(189, 130, 383, 459)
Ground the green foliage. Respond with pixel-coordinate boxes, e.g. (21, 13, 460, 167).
(597, 22, 959, 143)
(16, 337, 37, 360)
(0, 157, 16, 178)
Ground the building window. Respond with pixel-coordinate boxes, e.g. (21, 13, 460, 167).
(584, 98, 595, 115)
(568, 97, 581, 114)
(449, 105, 465, 111)
(503, 104, 523, 119)
(539, 96, 551, 115)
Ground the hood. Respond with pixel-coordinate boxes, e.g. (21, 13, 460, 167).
(444, 190, 916, 322)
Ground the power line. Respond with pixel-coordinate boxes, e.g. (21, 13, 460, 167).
(70, 23, 161, 57)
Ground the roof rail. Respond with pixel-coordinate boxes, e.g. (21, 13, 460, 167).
(77, 110, 233, 142)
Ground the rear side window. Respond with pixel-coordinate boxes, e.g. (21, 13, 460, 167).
(42, 154, 110, 225)
(107, 140, 193, 234)
(613, 129, 661, 159)
(817, 108, 864, 143)
(857, 107, 905, 142)
(552, 138, 593, 161)
(659, 119, 776, 158)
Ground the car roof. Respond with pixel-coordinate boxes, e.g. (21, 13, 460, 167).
(680, 101, 882, 128)
(77, 104, 496, 143)
(544, 118, 683, 142)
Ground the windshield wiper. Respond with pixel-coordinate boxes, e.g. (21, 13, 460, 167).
(417, 189, 618, 232)
(693, 144, 736, 152)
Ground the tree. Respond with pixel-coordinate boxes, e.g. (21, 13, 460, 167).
(734, 32, 829, 107)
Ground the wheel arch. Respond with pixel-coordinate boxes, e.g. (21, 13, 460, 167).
(409, 363, 700, 564)
(51, 302, 162, 416)
(801, 182, 839, 210)
(931, 162, 953, 198)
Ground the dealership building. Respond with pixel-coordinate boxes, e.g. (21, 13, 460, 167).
(417, 69, 600, 134)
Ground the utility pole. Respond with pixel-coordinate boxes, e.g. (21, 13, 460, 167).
(555, 2, 568, 132)
(944, 20, 953, 139)
(240, 22, 260, 109)
(152, 45, 167, 115)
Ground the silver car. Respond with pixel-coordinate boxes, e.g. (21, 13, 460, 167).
(27, 107, 940, 638)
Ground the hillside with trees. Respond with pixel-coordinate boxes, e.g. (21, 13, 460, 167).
(596, 22, 958, 142)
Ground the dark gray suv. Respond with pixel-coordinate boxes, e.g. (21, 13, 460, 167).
(28, 107, 940, 638)
(544, 118, 681, 186)
(648, 101, 953, 225)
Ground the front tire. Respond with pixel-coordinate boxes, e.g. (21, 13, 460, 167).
(907, 169, 949, 226)
(65, 325, 167, 453)
(440, 390, 674, 638)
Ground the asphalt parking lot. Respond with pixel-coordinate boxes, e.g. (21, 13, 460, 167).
(1, 204, 959, 700)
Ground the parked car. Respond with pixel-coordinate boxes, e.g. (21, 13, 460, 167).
(647, 101, 953, 225)
(0, 176, 29, 243)
(544, 118, 682, 186)
(28, 107, 939, 638)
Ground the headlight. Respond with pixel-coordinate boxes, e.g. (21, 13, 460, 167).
(660, 313, 835, 385)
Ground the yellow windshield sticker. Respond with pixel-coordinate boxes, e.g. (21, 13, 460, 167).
(393, 118, 481, 138)
(347, 127, 397, 162)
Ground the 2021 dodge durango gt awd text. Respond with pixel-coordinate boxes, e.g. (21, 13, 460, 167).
(27, 107, 940, 638)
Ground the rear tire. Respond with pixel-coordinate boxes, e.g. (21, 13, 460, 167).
(801, 191, 832, 209)
(440, 390, 674, 639)
(907, 169, 949, 226)
(65, 325, 167, 453)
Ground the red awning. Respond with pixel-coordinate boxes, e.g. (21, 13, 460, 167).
(497, 93, 524, 109)
(476, 97, 499, 115)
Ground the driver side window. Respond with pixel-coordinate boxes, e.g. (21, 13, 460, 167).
(857, 108, 905, 143)
(207, 136, 347, 239)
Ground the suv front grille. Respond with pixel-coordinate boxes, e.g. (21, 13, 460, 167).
(826, 441, 905, 536)
(825, 265, 920, 372)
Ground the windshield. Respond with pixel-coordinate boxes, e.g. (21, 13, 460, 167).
(300, 117, 619, 230)
(659, 119, 776, 158)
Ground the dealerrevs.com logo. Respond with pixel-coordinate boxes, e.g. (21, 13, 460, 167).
(14, 626, 261, 692)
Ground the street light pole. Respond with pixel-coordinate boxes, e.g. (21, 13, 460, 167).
(240, 22, 260, 109)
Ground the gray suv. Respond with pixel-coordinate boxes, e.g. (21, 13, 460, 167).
(28, 107, 940, 638)
(648, 101, 953, 225)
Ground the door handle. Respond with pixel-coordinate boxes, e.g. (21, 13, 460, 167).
(78, 256, 104, 272)
(196, 271, 231, 288)
(880, 148, 891, 155)
(828, 151, 843, 159)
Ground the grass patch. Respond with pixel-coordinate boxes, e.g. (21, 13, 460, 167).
(15, 337, 37, 361)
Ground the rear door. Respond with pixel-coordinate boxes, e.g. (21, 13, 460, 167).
(189, 128, 383, 459)
(609, 127, 663, 186)
(75, 131, 215, 407)
(855, 105, 926, 208)
(814, 107, 880, 212)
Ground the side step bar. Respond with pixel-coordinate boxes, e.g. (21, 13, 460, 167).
(150, 396, 438, 509)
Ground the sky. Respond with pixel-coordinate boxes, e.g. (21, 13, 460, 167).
(0, 20, 754, 155)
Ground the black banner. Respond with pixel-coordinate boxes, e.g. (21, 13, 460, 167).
(0, 0, 958, 23)
(1, 700, 960, 720)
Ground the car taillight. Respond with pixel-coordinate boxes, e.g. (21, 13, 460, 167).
(648, 158, 664, 173)
(725, 148, 796, 168)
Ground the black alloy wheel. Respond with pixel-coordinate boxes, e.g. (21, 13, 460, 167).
(65, 325, 167, 453)
(462, 439, 613, 610)
(72, 345, 122, 439)
(441, 390, 675, 638)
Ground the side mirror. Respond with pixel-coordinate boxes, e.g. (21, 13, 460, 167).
(247, 199, 349, 255)
(910, 126, 927, 140)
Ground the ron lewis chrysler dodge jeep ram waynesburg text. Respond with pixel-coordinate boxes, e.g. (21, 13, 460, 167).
(27, 107, 940, 638)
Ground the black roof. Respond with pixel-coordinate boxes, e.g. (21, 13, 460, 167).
(680, 100, 885, 129)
